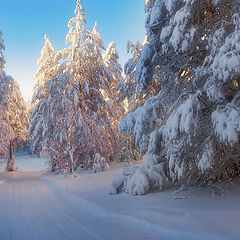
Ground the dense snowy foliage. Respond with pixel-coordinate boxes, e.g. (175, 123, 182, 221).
(119, 39, 161, 114)
(29, 35, 59, 154)
(112, 0, 240, 194)
(34, 35, 59, 98)
(2, 77, 28, 171)
(0, 31, 9, 157)
(119, 41, 143, 111)
(0, 31, 28, 171)
(29, 0, 123, 172)
(102, 42, 125, 141)
(0, 86, 11, 158)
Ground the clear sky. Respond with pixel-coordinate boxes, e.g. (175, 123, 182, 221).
(0, 0, 146, 101)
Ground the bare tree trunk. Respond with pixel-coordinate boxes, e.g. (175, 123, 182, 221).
(67, 129, 74, 174)
(7, 140, 14, 172)
(69, 149, 74, 174)
(51, 159, 56, 172)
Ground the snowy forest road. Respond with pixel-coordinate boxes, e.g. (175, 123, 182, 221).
(0, 170, 162, 240)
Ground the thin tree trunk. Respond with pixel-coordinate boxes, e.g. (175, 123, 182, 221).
(7, 140, 14, 172)
(51, 159, 56, 172)
(67, 129, 74, 174)
(69, 149, 74, 174)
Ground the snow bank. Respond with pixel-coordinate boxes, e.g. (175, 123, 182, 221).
(111, 153, 165, 195)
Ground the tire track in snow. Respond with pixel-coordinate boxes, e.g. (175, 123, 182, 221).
(0, 174, 102, 240)
(40, 176, 162, 240)
(39, 177, 188, 240)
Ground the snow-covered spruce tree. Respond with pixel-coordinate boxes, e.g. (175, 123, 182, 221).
(30, 0, 117, 172)
(56, 1, 116, 166)
(116, 39, 160, 165)
(102, 42, 125, 146)
(1, 78, 29, 171)
(39, 72, 82, 173)
(111, 41, 144, 165)
(40, 71, 113, 173)
(111, 0, 240, 195)
(29, 35, 59, 154)
(33, 35, 59, 98)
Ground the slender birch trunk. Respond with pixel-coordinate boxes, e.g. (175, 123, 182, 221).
(7, 140, 14, 172)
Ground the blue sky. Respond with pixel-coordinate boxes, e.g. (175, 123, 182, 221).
(0, 0, 145, 100)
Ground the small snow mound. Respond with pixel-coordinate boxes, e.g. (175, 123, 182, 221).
(109, 175, 127, 195)
(111, 153, 166, 195)
(126, 168, 150, 195)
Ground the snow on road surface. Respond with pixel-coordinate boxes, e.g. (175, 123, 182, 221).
(0, 155, 240, 240)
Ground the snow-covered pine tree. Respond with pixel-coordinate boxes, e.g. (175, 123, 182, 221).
(1, 77, 29, 171)
(0, 116, 11, 159)
(102, 42, 141, 163)
(30, 0, 117, 172)
(103, 42, 123, 87)
(0, 33, 11, 158)
(81, 21, 118, 167)
(0, 32, 28, 171)
(39, 72, 82, 173)
(0, 95, 9, 158)
(119, 41, 143, 111)
(0, 31, 10, 158)
(56, 0, 88, 77)
(33, 35, 59, 98)
(29, 35, 59, 154)
(56, 2, 109, 117)
(102, 42, 125, 145)
(111, 0, 240, 195)
(58, 1, 116, 166)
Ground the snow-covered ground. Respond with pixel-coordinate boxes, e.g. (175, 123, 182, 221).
(0, 155, 240, 240)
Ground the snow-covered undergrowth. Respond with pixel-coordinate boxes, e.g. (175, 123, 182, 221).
(110, 154, 165, 195)
(116, 92, 200, 195)
(92, 153, 110, 173)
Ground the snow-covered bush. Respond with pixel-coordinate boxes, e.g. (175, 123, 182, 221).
(112, 0, 240, 194)
(93, 153, 110, 173)
(111, 153, 165, 195)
